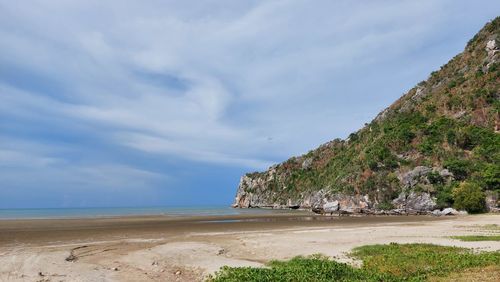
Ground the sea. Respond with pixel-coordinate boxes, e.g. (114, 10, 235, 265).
(0, 206, 308, 220)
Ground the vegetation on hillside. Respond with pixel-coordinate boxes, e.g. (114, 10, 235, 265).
(241, 17, 500, 212)
(208, 243, 500, 281)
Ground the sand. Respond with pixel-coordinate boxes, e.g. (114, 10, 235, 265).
(0, 213, 499, 281)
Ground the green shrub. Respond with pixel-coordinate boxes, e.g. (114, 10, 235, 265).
(377, 201, 394, 211)
(348, 132, 359, 142)
(436, 183, 455, 208)
(444, 159, 473, 181)
(427, 171, 444, 185)
(472, 129, 500, 162)
(452, 182, 486, 213)
(456, 126, 497, 152)
(418, 139, 435, 155)
(365, 144, 398, 170)
(482, 163, 500, 191)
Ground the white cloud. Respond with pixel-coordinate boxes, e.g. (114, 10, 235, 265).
(1, 0, 499, 177)
(0, 138, 166, 190)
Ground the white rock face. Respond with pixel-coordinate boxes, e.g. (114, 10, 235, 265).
(484, 39, 499, 72)
(486, 39, 497, 52)
(392, 191, 437, 211)
(301, 158, 313, 170)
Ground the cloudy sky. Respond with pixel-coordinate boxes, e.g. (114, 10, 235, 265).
(1, 1, 499, 208)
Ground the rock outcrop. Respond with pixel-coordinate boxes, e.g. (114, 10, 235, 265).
(392, 192, 437, 212)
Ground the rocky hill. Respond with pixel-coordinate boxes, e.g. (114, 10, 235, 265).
(233, 17, 500, 215)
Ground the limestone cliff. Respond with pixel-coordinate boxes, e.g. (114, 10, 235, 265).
(233, 17, 500, 214)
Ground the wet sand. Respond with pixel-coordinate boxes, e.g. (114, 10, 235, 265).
(0, 213, 443, 246)
(1, 213, 499, 281)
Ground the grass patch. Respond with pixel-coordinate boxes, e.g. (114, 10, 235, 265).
(351, 243, 499, 280)
(429, 265, 500, 281)
(451, 235, 500, 241)
(208, 243, 500, 282)
(481, 224, 500, 232)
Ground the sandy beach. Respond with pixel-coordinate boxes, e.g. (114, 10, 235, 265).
(0, 213, 499, 281)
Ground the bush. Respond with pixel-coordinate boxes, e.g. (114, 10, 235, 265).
(436, 183, 455, 209)
(444, 159, 473, 181)
(456, 126, 497, 153)
(418, 139, 435, 155)
(348, 132, 359, 142)
(452, 182, 486, 213)
(427, 171, 444, 185)
(365, 144, 398, 170)
(377, 201, 394, 211)
(482, 163, 500, 191)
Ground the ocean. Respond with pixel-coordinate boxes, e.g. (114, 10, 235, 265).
(0, 206, 307, 220)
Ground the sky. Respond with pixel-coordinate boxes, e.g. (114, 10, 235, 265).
(1, 1, 499, 209)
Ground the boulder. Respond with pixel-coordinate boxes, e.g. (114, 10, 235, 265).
(431, 208, 467, 216)
(431, 209, 442, 216)
(323, 201, 339, 213)
(441, 207, 459, 215)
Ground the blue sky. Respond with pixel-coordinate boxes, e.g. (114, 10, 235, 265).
(1, 1, 499, 208)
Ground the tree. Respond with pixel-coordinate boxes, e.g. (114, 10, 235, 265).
(452, 182, 486, 213)
(482, 163, 500, 191)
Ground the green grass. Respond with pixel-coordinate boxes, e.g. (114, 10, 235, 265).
(351, 243, 499, 280)
(208, 243, 500, 282)
(451, 235, 500, 241)
(207, 254, 394, 282)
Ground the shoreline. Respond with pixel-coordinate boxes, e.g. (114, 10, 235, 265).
(0, 205, 309, 221)
(1, 213, 498, 281)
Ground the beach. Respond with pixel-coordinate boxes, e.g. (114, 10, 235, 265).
(1, 213, 499, 281)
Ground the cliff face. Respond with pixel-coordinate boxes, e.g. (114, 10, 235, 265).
(233, 18, 500, 214)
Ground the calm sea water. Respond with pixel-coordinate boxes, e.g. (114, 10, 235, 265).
(0, 206, 307, 220)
